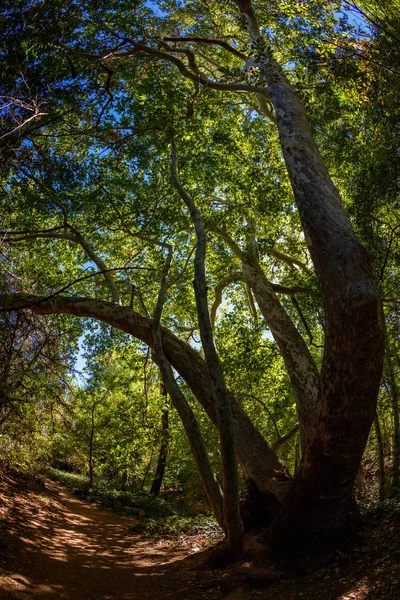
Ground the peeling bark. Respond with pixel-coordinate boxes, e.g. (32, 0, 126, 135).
(236, 0, 385, 554)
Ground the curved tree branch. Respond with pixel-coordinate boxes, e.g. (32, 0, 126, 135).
(57, 39, 277, 124)
(163, 37, 248, 60)
(211, 272, 243, 327)
(0, 291, 290, 502)
(3, 225, 121, 304)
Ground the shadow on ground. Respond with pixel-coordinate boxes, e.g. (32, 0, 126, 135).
(0, 477, 220, 600)
(1, 475, 399, 600)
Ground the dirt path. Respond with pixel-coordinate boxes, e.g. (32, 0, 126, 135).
(0, 476, 224, 600)
(2, 473, 400, 600)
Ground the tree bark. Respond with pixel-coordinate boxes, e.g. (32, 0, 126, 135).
(236, 0, 385, 555)
(171, 141, 243, 555)
(150, 409, 169, 496)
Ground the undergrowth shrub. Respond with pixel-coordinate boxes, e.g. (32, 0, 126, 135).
(359, 497, 400, 521)
(44, 467, 173, 517)
(129, 514, 222, 544)
(43, 467, 221, 543)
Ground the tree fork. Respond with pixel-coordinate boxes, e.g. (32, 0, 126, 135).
(236, 0, 385, 555)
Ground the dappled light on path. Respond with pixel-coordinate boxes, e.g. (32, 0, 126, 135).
(1, 476, 399, 600)
(0, 479, 215, 600)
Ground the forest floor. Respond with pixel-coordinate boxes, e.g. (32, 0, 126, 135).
(0, 471, 399, 600)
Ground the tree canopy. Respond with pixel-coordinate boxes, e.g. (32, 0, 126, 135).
(1, 0, 399, 561)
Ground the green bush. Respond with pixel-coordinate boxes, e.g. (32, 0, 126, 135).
(44, 467, 173, 517)
(129, 514, 222, 543)
(359, 497, 400, 521)
(44, 467, 88, 489)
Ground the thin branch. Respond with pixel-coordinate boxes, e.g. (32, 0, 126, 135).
(0, 111, 48, 140)
(378, 223, 400, 283)
(291, 296, 323, 348)
(107, 193, 172, 249)
(237, 392, 281, 439)
(210, 226, 310, 271)
(211, 272, 243, 327)
(1, 226, 66, 237)
(266, 247, 310, 272)
(272, 284, 314, 295)
(0, 266, 155, 313)
(210, 272, 314, 327)
(4, 232, 76, 243)
(210, 226, 243, 258)
(163, 37, 248, 60)
(149, 217, 225, 527)
(59, 40, 276, 123)
(171, 139, 243, 549)
(3, 222, 121, 304)
(341, 0, 400, 44)
(153, 247, 174, 329)
(167, 244, 196, 288)
(159, 41, 201, 76)
(271, 422, 299, 451)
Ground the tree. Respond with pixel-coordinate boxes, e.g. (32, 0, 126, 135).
(0, 0, 388, 559)
(150, 406, 170, 496)
(0, 293, 73, 427)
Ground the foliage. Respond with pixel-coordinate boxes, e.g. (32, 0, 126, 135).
(359, 497, 400, 522)
(0, 0, 399, 540)
(129, 514, 222, 545)
(45, 467, 174, 517)
(44, 467, 87, 490)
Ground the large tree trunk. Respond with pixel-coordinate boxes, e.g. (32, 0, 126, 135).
(237, 0, 385, 555)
